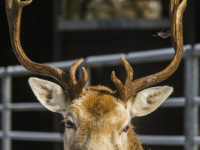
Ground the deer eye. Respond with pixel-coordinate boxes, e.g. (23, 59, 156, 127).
(122, 126, 129, 132)
(65, 121, 74, 129)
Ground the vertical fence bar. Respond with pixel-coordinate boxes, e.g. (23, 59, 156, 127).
(184, 48, 199, 150)
(1, 73, 12, 150)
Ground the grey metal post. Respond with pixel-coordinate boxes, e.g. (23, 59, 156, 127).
(1, 73, 12, 150)
(184, 49, 199, 150)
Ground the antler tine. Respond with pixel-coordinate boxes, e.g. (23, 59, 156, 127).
(112, 0, 187, 103)
(111, 57, 134, 100)
(69, 59, 84, 85)
(122, 57, 134, 85)
(5, 0, 88, 100)
(68, 60, 88, 99)
(111, 71, 125, 100)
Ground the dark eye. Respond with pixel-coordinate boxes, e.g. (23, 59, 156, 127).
(65, 121, 74, 129)
(122, 126, 129, 132)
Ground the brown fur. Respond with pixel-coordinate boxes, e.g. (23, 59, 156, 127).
(146, 92, 161, 104)
(40, 85, 53, 100)
(127, 127, 143, 150)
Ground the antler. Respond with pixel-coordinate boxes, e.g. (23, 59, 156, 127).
(5, 0, 88, 100)
(111, 0, 187, 103)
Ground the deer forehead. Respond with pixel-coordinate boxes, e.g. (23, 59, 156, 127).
(67, 87, 130, 131)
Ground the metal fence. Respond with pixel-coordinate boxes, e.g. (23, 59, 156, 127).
(0, 43, 200, 150)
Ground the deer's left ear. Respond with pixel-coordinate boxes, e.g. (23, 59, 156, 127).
(127, 86, 173, 117)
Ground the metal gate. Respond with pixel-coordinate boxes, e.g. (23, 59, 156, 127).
(1, 43, 200, 150)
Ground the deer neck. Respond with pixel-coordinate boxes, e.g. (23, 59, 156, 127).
(126, 127, 143, 150)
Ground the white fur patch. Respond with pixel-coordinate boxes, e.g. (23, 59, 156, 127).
(28, 77, 69, 113)
(128, 86, 173, 117)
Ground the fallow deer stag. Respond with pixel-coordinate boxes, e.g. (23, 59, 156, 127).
(6, 0, 187, 149)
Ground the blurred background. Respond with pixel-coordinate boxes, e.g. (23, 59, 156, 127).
(0, 0, 200, 150)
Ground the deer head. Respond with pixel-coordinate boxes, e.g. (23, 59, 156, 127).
(5, 0, 187, 150)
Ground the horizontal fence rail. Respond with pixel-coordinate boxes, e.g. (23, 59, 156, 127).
(0, 43, 200, 150)
(8, 131, 63, 142)
(0, 97, 200, 113)
(5, 45, 192, 76)
(58, 18, 171, 31)
(139, 135, 185, 146)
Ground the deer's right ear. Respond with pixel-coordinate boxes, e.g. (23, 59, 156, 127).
(28, 77, 69, 113)
(127, 86, 173, 117)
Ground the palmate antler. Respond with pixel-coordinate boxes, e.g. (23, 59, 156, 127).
(111, 0, 187, 103)
(5, 0, 88, 100)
